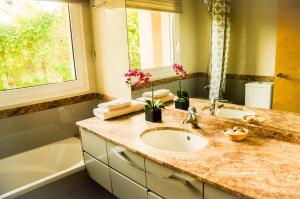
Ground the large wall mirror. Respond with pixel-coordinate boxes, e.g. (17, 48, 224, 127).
(126, 9, 180, 70)
(125, 0, 300, 114)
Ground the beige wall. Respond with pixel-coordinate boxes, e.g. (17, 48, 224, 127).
(179, 0, 199, 73)
(196, 0, 211, 73)
(228, 0, 278, 76)
(92, 0, 131, 99)
(177, 0, 211, 74)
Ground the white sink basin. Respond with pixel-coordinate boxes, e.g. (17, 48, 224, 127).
(215, 108, 255, 119)
(141, 127, 207, 152)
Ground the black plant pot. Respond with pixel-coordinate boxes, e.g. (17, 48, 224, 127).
(145, 109, 162, 122)
(175, 99, 189, 110)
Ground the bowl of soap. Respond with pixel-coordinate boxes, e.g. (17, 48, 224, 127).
(243, 115, 265, 125)
(224, 126, 249, 142)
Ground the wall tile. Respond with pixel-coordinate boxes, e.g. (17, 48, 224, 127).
(0, 100, 98, 159)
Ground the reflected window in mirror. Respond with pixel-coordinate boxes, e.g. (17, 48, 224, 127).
(126, 8, 180, 73)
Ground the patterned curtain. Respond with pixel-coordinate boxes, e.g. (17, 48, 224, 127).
(209, 0, 231, 100)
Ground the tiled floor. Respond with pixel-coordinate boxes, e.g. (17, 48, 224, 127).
(17, 170, 117, 199)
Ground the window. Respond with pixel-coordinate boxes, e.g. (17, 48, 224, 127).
(0, 0, 90, 108)
(0, 0, 75, 91)
(126, 8, 180, 73)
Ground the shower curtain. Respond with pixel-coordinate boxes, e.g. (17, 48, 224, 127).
(209, 0, 231, 100)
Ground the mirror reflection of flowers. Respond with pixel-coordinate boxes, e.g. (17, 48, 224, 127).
(173, 63, 189, 103)
(124, 69, 165, 112)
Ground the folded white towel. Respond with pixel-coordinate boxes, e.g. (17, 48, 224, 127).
(97, 98, 131, 111)
(93, 101, 144, 120)
(142, 89, 170, 99)
(136, 93, 175, 104)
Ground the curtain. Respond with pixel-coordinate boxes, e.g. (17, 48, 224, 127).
(126, 0, 182, 13)
(209, 0, 231, 100)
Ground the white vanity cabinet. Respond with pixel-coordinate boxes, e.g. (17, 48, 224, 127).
(80, 128, 241, 199)
(110, 169, 148, 199)
(80, 128, 112, 192)
(204, 183, 239, 199)
(83, 152, 112, 192)
(145, 159, 204, 199)
(80, 128, 108, 164)
(107, 141, 146, 186)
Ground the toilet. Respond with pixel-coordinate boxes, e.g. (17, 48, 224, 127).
(245, 82, 274, 109)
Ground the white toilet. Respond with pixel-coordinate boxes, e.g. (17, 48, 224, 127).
(245, 82, 274, 109)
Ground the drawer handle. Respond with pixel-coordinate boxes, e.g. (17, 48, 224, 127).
(111, 147, 145, 172)
(148, 172, 201, 192)
(276, 72, 289, 78)
(112, 147, 201, 192)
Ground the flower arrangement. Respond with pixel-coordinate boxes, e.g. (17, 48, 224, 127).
(124, 69, 164, 122)
(173, 63, 189, 110)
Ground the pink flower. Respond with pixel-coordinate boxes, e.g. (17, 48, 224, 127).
(172, 63, 187, 78)
(124, 69, 152, 88)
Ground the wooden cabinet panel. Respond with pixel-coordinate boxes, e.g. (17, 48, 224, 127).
(273, 0, 300, 113)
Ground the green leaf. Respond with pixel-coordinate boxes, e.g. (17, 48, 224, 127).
(177, 90, 189, 100)
(181, 90, 189, 98)
(145, 100, 152, 106)
(144, 104, 152, 111)
(153, 100, 165, 110)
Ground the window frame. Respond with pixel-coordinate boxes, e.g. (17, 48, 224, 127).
(0, 4, 91, 109)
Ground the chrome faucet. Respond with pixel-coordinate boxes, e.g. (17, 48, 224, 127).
(183, 106, 200, 129)
(202, 99, 226, 116)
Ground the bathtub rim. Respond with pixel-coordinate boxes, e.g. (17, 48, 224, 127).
(0, 137, 84, 199)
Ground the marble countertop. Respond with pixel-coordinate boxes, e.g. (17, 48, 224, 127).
(77, 107, 300, 199)
(177, 99, 300, 144)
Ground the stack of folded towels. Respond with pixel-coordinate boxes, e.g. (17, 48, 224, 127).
(93, 98, 144, 120)
(136, 89, 174, 103)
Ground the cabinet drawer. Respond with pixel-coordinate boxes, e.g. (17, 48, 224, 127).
(148, 191, 164, 199)
(110, 169, 148, 199)
(83, 152, 112, 193)
(107, 142, 146, 186)
(145, 159, 203, 199)
(204, 183, 240, 199)
(80, 128, 108, 164)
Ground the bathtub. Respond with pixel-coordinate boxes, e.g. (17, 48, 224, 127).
(0, 137, 84, 199)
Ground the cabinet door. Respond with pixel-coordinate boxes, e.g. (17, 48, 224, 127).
(204, 183, 240, 199)
(110, 169, 148, 199)
(83, 152, 112, 193)
(107, 142, 146, 186)
(80, 128, 108, 164)
(145, 159, 203, 199)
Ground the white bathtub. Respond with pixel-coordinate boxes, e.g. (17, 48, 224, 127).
(0, 137, 84, 199)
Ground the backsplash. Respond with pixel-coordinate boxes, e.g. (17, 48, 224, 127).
(131, 74, 274, 105)
(131, 76, 209, 99)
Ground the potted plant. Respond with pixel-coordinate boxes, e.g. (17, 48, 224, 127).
(124, 69, 165, 122)
(173, 63, 189, 110)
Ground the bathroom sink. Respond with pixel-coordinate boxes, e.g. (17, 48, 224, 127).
(215, 108, 255, 119)
(141, 127, 207, 152)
